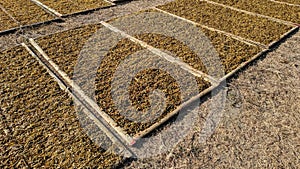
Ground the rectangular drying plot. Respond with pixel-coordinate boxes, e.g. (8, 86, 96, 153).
(0, 0, 55, 26)
(108, 9, 261, 74)
(135, 29, 261, 74)
(0, 9, 18, 32)
(275, 0, 300, 5)
(34, 24, 211, 136)
(0, 46, 121, 168)
(157, 0, 293, 45)
(37, 0, 113, 15)
(208, 0, 300, 24)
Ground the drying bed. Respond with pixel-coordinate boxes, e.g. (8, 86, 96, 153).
(27, 1, 297, 140)
(275, 0, 300, 5)
(0, 46, 121, 168)
(33, 14, 261, 136)
(36, 1, 284, 135)
(0, 0, 54, 26)
(34, 25, 211, 135)
(207, 0, 300, 24)
(0, 10, 18, 32)
(38, 0, 113, 15)
(36, 25, 102, 76)
(133, 26, 261, 74)
(157, 0, 293, 45)
(108, 9, 261, 74)
(93, 38, 211, 135)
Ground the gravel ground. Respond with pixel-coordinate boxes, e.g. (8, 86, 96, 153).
(124, 30, 300, 169)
